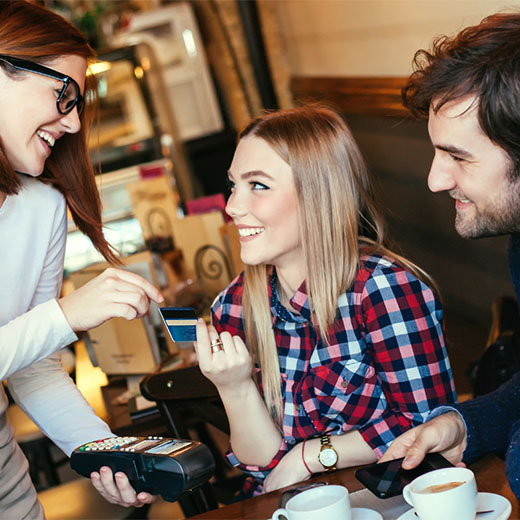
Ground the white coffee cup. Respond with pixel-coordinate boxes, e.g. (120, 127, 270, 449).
(271, 484, 351, 520)
(402, 467, 477, 520)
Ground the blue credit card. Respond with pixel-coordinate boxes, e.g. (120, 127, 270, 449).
(159, 307, 197, 342)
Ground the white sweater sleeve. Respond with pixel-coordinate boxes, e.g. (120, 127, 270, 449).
(1, 178, 113, 455)
(8, 353, 113, 456)
(0, 300, 77, 380)
(0, 177, 75, 377)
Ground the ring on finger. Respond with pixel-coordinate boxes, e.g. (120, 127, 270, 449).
(210, 338, 224, 353)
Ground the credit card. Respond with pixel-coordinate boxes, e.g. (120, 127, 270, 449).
(159, 307, 197, 342)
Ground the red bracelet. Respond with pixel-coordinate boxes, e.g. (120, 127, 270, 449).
(301, 438, 313, 475)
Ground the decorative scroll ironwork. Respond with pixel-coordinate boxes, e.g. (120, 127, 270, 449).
(194, 244, 232, 283)
(145, 207, 174, 253)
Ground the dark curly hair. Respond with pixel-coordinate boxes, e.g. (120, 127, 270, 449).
(403, 12, 520, 178)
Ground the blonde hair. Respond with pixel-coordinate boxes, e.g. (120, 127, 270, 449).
(240, 106, 436, 423)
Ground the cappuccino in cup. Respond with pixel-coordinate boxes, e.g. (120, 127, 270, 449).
(403, 467, 477, 520)
(419, 481, 465, 494)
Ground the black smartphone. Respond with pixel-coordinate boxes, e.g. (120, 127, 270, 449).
(355, 452, 454, 499)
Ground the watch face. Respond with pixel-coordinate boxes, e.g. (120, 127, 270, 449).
(319, 448, 337, 467)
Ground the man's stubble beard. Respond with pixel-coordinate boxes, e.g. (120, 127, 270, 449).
(455, 171, 520, 239)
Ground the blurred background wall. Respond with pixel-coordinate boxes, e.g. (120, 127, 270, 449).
(273, 0, 517, 76)
(268, 0, 518, 327)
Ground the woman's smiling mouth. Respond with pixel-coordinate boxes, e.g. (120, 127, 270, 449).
(238, 226, 265, 238)
(37, 130, 56, 148)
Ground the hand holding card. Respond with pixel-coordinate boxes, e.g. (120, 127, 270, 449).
(159, 307, 197, 343)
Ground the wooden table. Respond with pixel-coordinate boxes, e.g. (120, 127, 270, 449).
(192, 454, 518, 519)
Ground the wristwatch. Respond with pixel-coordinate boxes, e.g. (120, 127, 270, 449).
(318, 434, 338, 471)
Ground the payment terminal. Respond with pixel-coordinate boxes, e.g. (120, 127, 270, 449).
(70, 436, 215, 502)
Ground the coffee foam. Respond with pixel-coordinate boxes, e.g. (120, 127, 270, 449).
(419, 481, 466, 494)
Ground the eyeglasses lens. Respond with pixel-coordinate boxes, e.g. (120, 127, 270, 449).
(59, 81, 83, 115)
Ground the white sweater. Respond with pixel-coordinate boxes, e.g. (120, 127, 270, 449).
(0, 175, 111, 455)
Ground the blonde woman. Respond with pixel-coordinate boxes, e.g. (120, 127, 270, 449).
(195, 106, 455, 496)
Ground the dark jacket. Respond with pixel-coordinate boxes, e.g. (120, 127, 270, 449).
(455, 233, 520, 499)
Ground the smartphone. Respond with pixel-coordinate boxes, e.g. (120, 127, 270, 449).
(355, 452, 454, 499)
(159, 307, 197, 343)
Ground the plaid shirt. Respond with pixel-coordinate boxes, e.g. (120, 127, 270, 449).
(212, 254, 456, 494)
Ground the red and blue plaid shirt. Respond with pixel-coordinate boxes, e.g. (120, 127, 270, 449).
(212, 254, 456, 494)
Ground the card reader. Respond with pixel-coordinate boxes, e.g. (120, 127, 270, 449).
(70, 436, 215, 502)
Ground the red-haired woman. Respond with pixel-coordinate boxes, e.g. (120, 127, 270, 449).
(0, 1, 161, 516)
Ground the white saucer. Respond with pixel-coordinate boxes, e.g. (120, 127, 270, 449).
(352, 507, 383, 520)
(396, 491, 512, 520)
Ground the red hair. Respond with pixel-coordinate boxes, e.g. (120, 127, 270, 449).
(0, 0, 118, 263)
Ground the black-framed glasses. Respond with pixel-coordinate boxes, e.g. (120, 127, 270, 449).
(0, 54, 84, 116)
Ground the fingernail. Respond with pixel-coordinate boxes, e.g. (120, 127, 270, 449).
(403, 456, 415, 466)
(197, 318, 204, 324)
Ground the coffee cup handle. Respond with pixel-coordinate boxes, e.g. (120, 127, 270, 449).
(402, 483, 414, 506)
(271, 508, 288, 520)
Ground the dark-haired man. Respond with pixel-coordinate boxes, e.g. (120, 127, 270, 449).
(380, 12, 520, 499)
